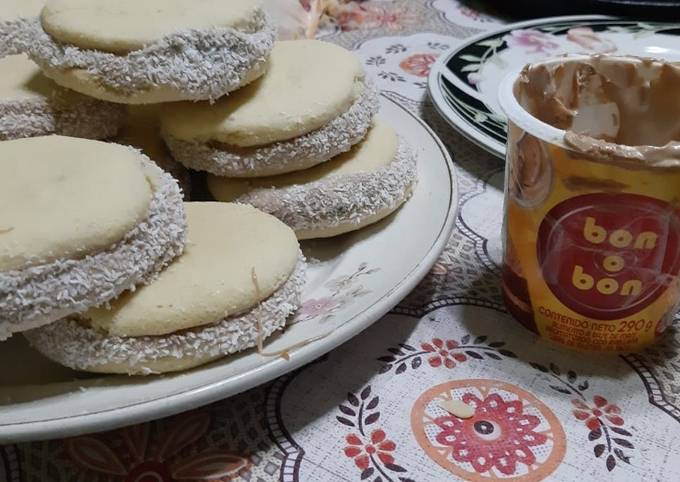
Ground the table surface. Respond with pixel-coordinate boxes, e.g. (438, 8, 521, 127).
(4, 2, 680, 481)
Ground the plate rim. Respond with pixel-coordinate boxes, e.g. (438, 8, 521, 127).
(427, 14, 630, 159)
(0, 94, 460, 443)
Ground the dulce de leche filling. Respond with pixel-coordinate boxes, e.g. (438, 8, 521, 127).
(516, 56, 680, 166)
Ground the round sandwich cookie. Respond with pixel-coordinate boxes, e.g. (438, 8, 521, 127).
(25, 202, 306, 375)
(0, 54, 125, 140)
(207, 121, 418, 239)
(118, 105, 192, 198)
(0, 136, 187, 340)
(5, 0, 275, 104)
(161, 40, 380, 178)
(0, 0, 124, 140)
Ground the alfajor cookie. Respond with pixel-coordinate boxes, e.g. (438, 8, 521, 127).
(5, 0, 275, 104)
(25, 202, 306, 375)
(207, 121, 417, 239)
(0, 54, 125, 140)
(0, 0, 124, 140)
(117, 105, 191, 198)
(161, 40, 380, 178)
(0, 136, 186, 340)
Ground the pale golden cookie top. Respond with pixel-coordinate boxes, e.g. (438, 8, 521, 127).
(161, 40, 365, 147)
(0, 0, 44, 20)
(0, 136, 152, 272)
(0, 55, 54, 101)
(208, 121, 398, 200)
(86, 202, 299, 337)
(40, 0, 262, 53)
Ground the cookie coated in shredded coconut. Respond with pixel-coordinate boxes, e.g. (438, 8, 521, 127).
(164, 82, 380, 177)
(234, 141, 418, 236)
(0, 153, 187, 340)
(3, 10, 275, 101)
(0, 91, 125, 140)
(24, 257, 306, 375)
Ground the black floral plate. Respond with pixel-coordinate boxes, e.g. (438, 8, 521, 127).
(427, 15, 680, 159)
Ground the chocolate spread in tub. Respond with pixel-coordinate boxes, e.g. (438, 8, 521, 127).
(503, 56, 680, 351)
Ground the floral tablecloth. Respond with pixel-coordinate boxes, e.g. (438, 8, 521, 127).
(4, 2, 680, 481)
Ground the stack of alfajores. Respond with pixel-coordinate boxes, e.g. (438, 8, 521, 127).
(1, 0, 418, 375)
(1, 0, 307, 375)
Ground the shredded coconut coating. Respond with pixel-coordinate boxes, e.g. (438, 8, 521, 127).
(163, 82, 380, 177)
(151, 152, 193, 201)
(233, 141, 418, 235)
(0, 20, 26, 57)
(25, 256, 306, 375)
(0, 154, 187, 340)
(4, 11, 275, 101)
(0, 93, 125, 141)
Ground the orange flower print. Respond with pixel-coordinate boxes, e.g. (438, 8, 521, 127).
(343, 430, 397, 470)
(433, 392, 548, 476)
(413, 380, 566, 480)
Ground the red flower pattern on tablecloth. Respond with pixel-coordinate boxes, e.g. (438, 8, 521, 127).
(399, 53, 439, 77)
(531, 362, 635, 471)
(504, 29, 559, 54)
(433, 392, 547, 476)
(572, 396, 625, 431)
(337, 386, 411, 479)
(344, 430, 397, 469)
(377, 335, 516, 375)
(65, 412, 250, 482)
(413, 380, 566, 480)
(422, 338, 468, 368)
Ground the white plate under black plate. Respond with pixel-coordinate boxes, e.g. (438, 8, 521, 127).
(0, 95, 458, 443)
(427, 15, 680, 159)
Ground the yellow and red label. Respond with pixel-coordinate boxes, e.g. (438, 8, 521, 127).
(503, 129, 680, 352)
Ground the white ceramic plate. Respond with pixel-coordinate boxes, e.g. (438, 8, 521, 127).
(428, 16, 680, 159)
(0, 95, 458, 443)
